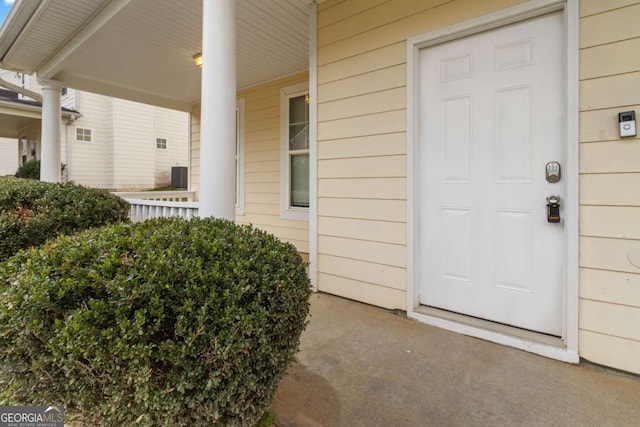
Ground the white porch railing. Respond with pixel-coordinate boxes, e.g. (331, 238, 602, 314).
(112, 190, 195, 202)
(112, 191, 199, 222)
(125, 199, 199, 223)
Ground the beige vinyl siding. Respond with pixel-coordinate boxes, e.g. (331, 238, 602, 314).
(190, 104, 200, 195)
(238, 73, 309, 252)
(578, 0, 640, 374)
(0, 138, 18, 175)
(190, 73, 310, 253)
(316, 0, 527, 310)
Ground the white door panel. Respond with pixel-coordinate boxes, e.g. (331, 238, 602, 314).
(419, 12, 564, 336)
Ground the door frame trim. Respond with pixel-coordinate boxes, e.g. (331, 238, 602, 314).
(406, 0, 579, 363)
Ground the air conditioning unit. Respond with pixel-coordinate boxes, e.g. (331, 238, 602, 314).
(171, 166, 188, 189)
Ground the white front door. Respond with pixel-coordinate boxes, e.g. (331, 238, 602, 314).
(419, 12, 565, 336)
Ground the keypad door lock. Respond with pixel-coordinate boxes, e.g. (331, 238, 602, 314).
(546, 161, 561, 183)
(546, 194, 560, 223)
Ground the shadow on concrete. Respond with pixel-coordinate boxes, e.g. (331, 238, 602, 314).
(272, 359, 341, 427)
(271, 293, 640, 427)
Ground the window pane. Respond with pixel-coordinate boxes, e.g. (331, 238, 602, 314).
(290, 154, 309, 208)
(289, 95, 308, 125)
(288, 94, 309, 151)
(289, 123, 309, 151)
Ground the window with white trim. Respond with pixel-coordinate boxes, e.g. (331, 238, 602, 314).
(75, 127, 92, 142)
(20, 137, 27, 165)
(156, 137, 167, 149)
(280, 82, 309, 220)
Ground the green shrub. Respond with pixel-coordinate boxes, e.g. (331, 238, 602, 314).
(0, 218, 311, 426)
(14, 160, 67, 180)
(0, 176, 130, 261)
(14, 159, 41, 179)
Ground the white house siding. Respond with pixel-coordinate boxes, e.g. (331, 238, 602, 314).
(316, 0, 528, 310)
(17, 119, 68, 170)
(61, 88, 77, 110)
(112, 98, 155, 190)
(67, 91, 113, 188)
(0, 73, 188, 190)
(0, 137, 18, 175)
(153, 106, 189, 188)
(190, 73, 310, 253)
(578, 0, 640, 374)
(17, 121, 40, 163)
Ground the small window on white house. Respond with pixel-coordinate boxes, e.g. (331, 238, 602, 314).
(156, 137, 167, 149)
(75, 128, 92, 142)
(280, 82, 309, 220)
(61, 87, 68, 96)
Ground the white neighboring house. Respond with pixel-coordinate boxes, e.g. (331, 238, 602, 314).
(0, 70, 189, 189)
(0, 137, 18, 175)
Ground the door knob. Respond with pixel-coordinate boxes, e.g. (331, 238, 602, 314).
(546, 194, 560, 223)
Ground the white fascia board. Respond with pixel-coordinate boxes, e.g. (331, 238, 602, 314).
(45, 73, 191, 112)
(0, 102, 42, 119)
(0, 100, 80, 120)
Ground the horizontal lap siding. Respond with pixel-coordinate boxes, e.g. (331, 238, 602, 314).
(191, 73, 310, 252)
(153, 107, 189, 188)
(190, 104, 200, 196)
(316, 0, 525, 310)
(69, 92, 113, 188)
(237, 73, 310, 252)
(579, 0, 640, 373)
(112, 98, 155, 190)
(0, 138, 18, 175)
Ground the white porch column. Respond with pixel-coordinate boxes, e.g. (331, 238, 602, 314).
(199, 0, 236, 219)
(40, 84, 62, 183)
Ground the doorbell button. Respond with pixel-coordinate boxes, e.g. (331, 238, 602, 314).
(618, 111, 637, 138)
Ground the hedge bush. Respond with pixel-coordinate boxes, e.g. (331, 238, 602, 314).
(14, 160, 66, 180)
(0, 217, 311, 426)
(0, 176, 130, 261)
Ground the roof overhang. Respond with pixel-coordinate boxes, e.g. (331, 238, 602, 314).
(0, 100, 78, 138)
(0, 0, 312, 111)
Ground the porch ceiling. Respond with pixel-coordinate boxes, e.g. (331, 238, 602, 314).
(0, 0, 310, 111)
(0, 94, 79, 138)
(0, 106, 39, 138)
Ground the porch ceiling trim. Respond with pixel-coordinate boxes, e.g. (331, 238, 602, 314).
(37, 0, 131, 82)
(0, 0, 312, 110)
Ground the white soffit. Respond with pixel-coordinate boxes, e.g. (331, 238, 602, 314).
(0, 0, 310, 110)
(2, 0, 109, 72)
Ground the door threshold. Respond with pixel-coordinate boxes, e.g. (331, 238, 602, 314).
(410, 306, 578, 363)
(415, 305, 562, 347)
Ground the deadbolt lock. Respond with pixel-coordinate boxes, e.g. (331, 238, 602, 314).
(546, 161, 561, 183)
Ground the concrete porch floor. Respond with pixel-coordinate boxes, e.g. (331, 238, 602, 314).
(271, 293, 640, 427)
